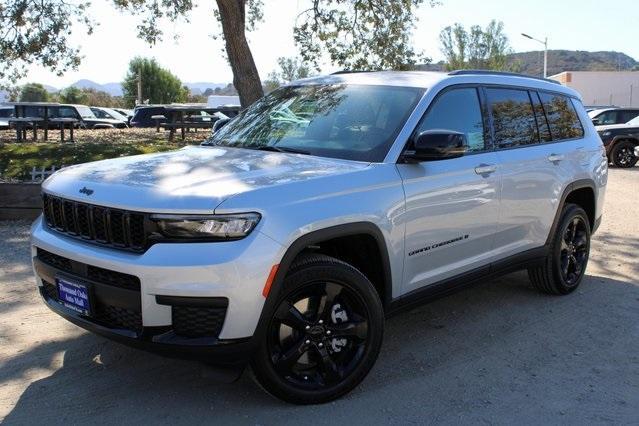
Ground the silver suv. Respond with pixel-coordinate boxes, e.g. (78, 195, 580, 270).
(31, 70, 607, 404)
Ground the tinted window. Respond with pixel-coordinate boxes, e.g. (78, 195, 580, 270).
(414, 87, 487, 152)
(539, 92, 584, 140)
(209, 84, 424, 162)
(54, 107, 79, 119)
(0, 108, 13, 118)
(531, 91, 552, 143)
(620, 110, 639, 123)
(486, 88, 537, 148)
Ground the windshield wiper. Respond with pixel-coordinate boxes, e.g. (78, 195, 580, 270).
(257, 145, 310, 155)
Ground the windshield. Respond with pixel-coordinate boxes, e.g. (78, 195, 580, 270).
(205, 84, 424, 162)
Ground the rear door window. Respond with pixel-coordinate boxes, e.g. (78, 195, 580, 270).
(619, 110, 639, 124)
(485, 88, 538, 149)
(539, 92, 584, 140)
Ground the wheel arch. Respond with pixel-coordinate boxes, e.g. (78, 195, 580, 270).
(546, 179, 597, 245)
(251, 222, 393, 343)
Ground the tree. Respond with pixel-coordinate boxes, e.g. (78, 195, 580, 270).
(2, 1, 438, 107)
(440, 20, 513, 71)
(59, 86, 88, 104)
(0, 0, 93, 87)
(113, 0, 437, 107)
(121, 57, 189, 107)
(19, 83, 50, 102)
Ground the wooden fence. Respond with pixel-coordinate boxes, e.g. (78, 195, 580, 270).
(0, 183, 42, 220)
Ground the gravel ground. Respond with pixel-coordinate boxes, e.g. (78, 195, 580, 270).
(0, 168, 637, 425)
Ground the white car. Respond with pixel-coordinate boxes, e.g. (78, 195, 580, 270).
(31, 70, 607, 404)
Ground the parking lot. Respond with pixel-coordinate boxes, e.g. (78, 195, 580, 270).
(0, 168, 637, 425)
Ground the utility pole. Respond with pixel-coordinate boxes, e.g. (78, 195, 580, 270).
(136, 71, 142, 105)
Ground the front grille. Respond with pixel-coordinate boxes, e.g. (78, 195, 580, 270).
(172, 306, 227, 338)
(42, 193, 148, 252)
(36, 248, 140, 291)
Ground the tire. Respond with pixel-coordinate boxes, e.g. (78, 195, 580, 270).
(528, 204, 591, 295)
(611, 140, 638, 168)
(251, 253, 384, 404)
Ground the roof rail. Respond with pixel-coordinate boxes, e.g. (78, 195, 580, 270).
(447, 69, 561, 85)
(330, 70, 381, 75)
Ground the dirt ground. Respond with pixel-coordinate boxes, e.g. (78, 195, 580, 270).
(0, 169, 637, 425)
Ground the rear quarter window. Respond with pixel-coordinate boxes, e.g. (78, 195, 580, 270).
(539, 92, 584, 140)
(485, 87, 538, 149)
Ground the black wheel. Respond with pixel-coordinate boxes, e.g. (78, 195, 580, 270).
(528, 204, 591, 295)
(251, 254, 384, 404)
(611, 141, 638, 168)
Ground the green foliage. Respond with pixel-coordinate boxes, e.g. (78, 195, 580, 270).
(19, 83, 50, 102)
(263, 57, 312, 92)
(121, 57, 189, 106)
(295, 0, 438, 71)
(440, 20, 513, 71)
(80, 88, 126, 108)
(0, 0, 93, 87)
(59, 86, 88, 104)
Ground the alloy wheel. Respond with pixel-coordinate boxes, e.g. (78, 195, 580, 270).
(267, 281, 370, 390)
(559, 216, 589, 286)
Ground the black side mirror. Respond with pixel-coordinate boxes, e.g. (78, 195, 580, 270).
(591, 119, 601, 126)
(404, 130, 467, 162)
(212, 117, 231, 133)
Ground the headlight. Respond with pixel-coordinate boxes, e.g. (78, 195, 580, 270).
(151, 213, 261, 240)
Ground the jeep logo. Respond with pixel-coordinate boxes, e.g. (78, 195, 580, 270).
(79, 187, 94, 196)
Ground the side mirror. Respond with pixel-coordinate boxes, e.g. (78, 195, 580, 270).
(212, 117, 231, 133)
(404, 130, 467, 162)
(591, 119, 601, 126)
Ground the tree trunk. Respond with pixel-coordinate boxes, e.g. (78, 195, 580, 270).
(216, 0, 264, 108)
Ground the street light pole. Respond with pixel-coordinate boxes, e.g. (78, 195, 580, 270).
(522, 33, 548, 78)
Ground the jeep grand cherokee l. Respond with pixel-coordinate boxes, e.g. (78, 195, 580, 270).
(31, 70, 607, 404)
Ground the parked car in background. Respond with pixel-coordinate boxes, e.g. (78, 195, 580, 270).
(597, 115, 639, 167)
(589, 107, 639, 126)
(90, 107, 129, 126)
(0, 106, 14, 130)
(23, 104, 128, 129)
(130, 105, 167, 128)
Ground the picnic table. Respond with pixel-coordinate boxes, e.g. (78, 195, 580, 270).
(8, 117, 44, 142)
(162, 104, 238, 141)
(11, 102, 61, 142)
(49, 118, 79, 143)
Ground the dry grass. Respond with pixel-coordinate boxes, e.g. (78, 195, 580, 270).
(0, 128, 207, 181)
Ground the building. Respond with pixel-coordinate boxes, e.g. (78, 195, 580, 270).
(550, 71, 639, 107)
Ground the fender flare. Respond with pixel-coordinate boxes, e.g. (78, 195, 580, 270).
(250, 222, 393, 344)
(545, 179, 597, 245)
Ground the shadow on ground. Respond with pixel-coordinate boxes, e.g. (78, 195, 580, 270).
(3, 271, 638, 425)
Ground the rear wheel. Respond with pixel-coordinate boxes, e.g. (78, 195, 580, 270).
(528, 204, 591, 295)
(251, 254, 384, 404)
(611, 140, 638, 168)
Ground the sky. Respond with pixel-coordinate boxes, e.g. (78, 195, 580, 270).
(23, 0, 639, 88)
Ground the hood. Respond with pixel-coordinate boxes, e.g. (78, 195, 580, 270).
(42, 146, 369, 213)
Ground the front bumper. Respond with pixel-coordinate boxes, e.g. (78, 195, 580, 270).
(30, 216, 283, 363)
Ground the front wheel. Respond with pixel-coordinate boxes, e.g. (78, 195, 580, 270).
(251, 254, 384, 404)
(611, 140, 638, 168)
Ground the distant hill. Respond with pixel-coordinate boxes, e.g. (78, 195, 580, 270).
(416, 50, 639, 77)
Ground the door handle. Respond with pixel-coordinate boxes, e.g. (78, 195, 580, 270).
(548, 153, 565, 163)
(474, 164, 497, 176)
